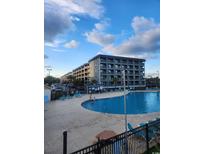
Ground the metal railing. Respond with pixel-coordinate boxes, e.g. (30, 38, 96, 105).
(63, 119, 160, 154)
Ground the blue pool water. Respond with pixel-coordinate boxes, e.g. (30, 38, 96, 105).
(82, 92, 160, 114)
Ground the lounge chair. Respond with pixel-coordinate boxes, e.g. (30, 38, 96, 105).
(128, 122, 158, 142)
(59, 96, 66, 100)
(128, 123, 146, 141)
(74, 91, 82, 97)
(66, 95, 72, 99)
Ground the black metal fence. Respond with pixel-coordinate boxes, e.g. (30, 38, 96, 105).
(63, 119, 160, 154)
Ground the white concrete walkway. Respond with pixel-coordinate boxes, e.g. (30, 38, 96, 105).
(44, 91, 160, 154)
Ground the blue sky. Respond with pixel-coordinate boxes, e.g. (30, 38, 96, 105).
(44, 0, 160, 77)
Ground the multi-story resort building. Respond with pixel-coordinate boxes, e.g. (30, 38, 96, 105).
(61, 54, 146, 89)
(60, 71, 73, 83)
(73, 63, 90, 84)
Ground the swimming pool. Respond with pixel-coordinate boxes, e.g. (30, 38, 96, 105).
(82, 92, 160, 114)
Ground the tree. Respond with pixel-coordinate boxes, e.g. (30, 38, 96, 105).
(73, 79, 84, 87)
(145, 77, 160, 88)
(66, 75, 75, 83)
(91, 78, 97, 85)
(44, 76, 60, 86)
(112, 77, 119, 89)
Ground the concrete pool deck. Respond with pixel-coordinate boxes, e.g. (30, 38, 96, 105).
(44, 90, 160, 154)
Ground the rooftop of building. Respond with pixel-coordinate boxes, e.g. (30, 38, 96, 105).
(88, 54, 145, 62)
(73, 63, 89, 72)
(60, 72, 73, 78)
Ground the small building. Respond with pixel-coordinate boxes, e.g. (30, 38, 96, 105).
(44, 85, 51, 103)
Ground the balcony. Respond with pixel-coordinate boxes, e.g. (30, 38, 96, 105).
(100, 58, 106, 62)
(139, 63, 144, 66)
(128, 70, 133, 74)
(107, 58, 114, 63)
(114, 70, 121, 74)
(128, 77, 134, 80)
(129, 65, 133, 69)
(100, 70, 106, 74)
(114, 59, 121, 63)
(128, 60, 133, 64)
(128, 81, 134, 85)
(122, 65, 127, 69)
(122, 60, 127, 63)
(115, 64, 121, 69)
(108, 64, 114, 68)
(100, 64, 106, 69)
(107, 71, 114, 74)
(140, 67, 145, 70)
(101, 77, 107, 81)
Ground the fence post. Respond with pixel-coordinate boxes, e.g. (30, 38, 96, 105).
(145, 123, 149, 154)
(63, 131, 67, 154)
(97, 138, 101, 154)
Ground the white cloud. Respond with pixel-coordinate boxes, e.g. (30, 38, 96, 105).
(85, 30, 115, 46)
(45, 0, 104, 42)
(84, 19, 115, 46)
(64, 40, 79, 48)
(48, 0, 104, 19)
(52, 49, 66, 52)
(44, 0, 75, 42)
(45, 42, 55, 47)
(70, 16, 80, 21)
(44, 39, 64, 47)
(102, 16, 160, 59)
(94, 20, 109, 31)
(96, 51, 103, 55)
(131, 16, 158, 33)
(96, 50, 109, 55)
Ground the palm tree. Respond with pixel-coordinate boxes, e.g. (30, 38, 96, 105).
(73, 79, 84, 87)
(91, 79, 97, 85)
(66, 75, 75, 84)
(44, 75, 60, 86)
(112, 77, 119, 89)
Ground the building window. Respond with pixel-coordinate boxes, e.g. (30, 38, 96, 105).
(135, 81, 139, 85)
(129, 70, 133, 74)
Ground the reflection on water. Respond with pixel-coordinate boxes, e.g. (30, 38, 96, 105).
(82, 92, 160, 114)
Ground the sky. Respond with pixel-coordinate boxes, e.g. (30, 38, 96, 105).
(44, 0, 160, 77)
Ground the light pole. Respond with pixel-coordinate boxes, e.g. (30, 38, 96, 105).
(47, 68, 52, 76)
(122, 70, 128, 154)
(45, 65, 52, 76)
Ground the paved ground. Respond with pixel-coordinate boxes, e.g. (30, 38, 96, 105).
(44, 91, 160, 154)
